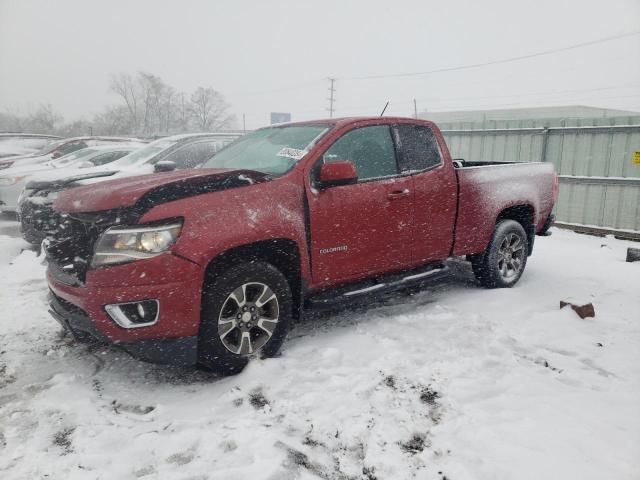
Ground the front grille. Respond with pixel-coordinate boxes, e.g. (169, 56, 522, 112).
(20, 200, 63, 237)
(45, 208, 140, 284)
(45, 217, 99, 283)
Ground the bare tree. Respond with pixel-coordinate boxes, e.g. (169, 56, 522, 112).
(57, 119, 93, 137)
(24, 104, 63, 134)
(2, 71, 236, 137)
(109, 73, 139, 132)
(0, 105, 63, 135)
(189, 86, 235, 131)
(92, 105, 132, 135)
(0, 111, 23, 132)
(109, 72, 184, 135)
(137, 72, 165, 134)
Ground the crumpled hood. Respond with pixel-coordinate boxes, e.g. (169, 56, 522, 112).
(54, 168, 270, 213)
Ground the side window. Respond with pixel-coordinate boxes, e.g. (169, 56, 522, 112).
(90, 151, 127, 166)
(57, 141, 87, 156)
(323, 125, 397, 181)
(164, 141, 218, 169)
(395, 124, 442, 172)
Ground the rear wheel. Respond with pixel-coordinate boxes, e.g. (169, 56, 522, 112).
(198, 262, 292, 375)
(471, 219, 528, 288)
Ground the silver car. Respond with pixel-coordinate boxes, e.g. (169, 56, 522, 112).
(0, 144, 142, 213)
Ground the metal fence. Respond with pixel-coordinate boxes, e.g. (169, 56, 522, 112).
(439, 116, 640, 237)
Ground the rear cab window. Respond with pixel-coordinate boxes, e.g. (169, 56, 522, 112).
(394, 124, 442, 173)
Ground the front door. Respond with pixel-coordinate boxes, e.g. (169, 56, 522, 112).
(307, 124, 414, 286)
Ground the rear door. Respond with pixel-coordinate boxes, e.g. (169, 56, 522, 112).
(394, 124, 457, 263)
(307, 124, 414, 285)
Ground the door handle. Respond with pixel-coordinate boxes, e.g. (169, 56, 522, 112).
(387, 189, 411, 200)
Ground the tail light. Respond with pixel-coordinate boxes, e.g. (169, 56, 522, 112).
(552, 173, 559, 203)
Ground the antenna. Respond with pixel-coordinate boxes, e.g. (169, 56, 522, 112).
(379, 101, 389, 117)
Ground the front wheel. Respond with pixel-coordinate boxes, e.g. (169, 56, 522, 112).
(198, 261, 292, 375)
(471, 219, 528, 288)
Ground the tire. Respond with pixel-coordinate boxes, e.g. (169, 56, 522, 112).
(198, 261, 293, 375)
(471, 219, 529, 288)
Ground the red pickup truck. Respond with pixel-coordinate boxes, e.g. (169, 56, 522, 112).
(46, 117, 557, 374)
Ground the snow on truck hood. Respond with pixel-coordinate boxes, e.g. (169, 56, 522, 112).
(26, 161, 123, 184)
(26, 169, 119, 190)
(53, 168, 271, 213)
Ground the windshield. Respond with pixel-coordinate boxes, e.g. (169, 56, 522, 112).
(201, 125, 328, 175)
(50, 147, 97, 167)
(109, 138, 178, 167)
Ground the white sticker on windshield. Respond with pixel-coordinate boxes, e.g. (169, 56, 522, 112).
(277, 147, 307, 160)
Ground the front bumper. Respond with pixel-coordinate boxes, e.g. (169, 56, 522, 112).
(47, 253, 205, 366)
(49, 292, 198, 365)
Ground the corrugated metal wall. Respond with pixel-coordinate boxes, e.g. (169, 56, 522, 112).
(439, 116, 640, 234)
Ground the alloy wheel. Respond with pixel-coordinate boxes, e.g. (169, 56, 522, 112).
(497, 233, 525, 280)
(217, 282, 279, 355)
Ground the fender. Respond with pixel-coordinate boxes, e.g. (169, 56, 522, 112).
(138, 171, 313, 284)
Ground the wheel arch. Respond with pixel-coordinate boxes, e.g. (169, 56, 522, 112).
(495, 204, 535, 255)
(203, 238, 303, 321)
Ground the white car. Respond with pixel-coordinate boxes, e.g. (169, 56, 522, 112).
(0, 144, 142, 213)
(0, 136, 146, 171)
(18, 133, 241, 243)
(0, 134, 61, 160)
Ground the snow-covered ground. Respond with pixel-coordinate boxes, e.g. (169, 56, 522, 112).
(0, 222, 639, 480)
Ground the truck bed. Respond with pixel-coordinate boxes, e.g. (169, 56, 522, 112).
(452, 161, 556, 256)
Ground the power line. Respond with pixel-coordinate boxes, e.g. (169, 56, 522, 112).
(317, 84, 639, 115)
(237, 89, 640, 121)
(225, 31, 638, 105)
(341, 30, 640, 81)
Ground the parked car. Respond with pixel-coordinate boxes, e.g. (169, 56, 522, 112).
(0, 144, 142, 214)
(18, 133, 238, 243)
(44, 117, 558, 374)
(0, 136, 146, 170)
(0, 134, 61, 159)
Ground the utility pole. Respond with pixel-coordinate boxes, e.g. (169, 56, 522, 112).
(327, 78, 336, 118)
(242, 113, 246, 133)
(413, 99, 418, 119)
(166, 95, 171, 134)
(181, 92, 186, 132)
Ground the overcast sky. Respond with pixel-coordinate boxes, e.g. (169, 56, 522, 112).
(1, 0, 639, 129)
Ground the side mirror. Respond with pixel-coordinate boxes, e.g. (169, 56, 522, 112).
(318, 161, 358, 188)
(154, 160, 177, 172)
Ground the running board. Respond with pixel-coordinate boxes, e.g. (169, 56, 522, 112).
(306, 264, 449, 310)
